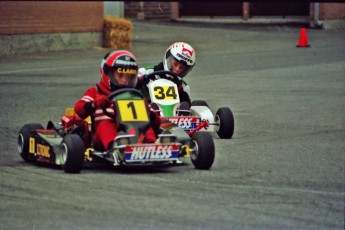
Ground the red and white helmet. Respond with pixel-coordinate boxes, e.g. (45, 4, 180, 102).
(163, 42, 196, 78)
(100, 50, 138, 91)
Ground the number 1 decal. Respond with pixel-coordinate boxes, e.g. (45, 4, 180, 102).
(117, 99, 149, 122)
(127, 101, 137, 119)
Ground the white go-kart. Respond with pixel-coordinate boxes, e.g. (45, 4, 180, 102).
(141, 70, 235, 139)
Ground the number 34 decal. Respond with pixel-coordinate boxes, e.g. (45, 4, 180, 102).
(154, 86, 178, 100)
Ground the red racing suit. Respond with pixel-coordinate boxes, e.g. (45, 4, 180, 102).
(74, 81, 161, 151)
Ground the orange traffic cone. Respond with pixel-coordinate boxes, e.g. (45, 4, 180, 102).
(296, 28, 310, 48)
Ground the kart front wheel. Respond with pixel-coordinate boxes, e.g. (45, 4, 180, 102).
(18, 123, 44, 161)
(60, 134, 84, 173)
(190, 132, 215, 170)
(215, 107, 234, 139)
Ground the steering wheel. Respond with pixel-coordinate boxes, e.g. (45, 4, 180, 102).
(107, 88, 144, 100)
(145, 70, 181, 84)
(103, 88, 144, 118)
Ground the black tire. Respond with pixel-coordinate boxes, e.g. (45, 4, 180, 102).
(191, 100, 209, 108)
(178, 101, 191, 116)
(190, 132, 215, 170)
(215, 107, 234, 139)
(60, 134, 85, 173)
(18, 123, 44, 161)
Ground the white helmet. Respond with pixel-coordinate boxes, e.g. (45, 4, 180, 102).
(163, 42, 196, 78)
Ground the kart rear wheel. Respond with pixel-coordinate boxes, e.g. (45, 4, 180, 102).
(18, 123, 44, 161)
(215, 107, 234, 139)
(190, 132, 215, 170)
(60, 134, 84, 173)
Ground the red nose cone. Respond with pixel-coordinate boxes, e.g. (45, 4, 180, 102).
(129, 129, 136, 135)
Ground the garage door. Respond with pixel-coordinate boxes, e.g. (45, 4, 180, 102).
(179, 2, 309, 17)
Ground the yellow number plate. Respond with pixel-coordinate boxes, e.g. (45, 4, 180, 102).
(153, 85, 178, 101)
(117, 99, 149, 122)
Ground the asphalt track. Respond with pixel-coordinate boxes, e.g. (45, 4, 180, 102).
(0, 21, 344, 229)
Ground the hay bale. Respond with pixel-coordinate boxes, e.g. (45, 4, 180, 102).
(103, 16, 132, 49)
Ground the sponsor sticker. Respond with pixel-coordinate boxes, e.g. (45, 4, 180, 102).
(125, 144, 179, 161)
(36, 143, 50, 158)
(29, 138, 35, 154)
(164, 117, 199, 131)
(29, 138, 51, 158)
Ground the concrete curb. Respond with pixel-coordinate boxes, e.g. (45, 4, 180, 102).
(175, 16, 345, 29)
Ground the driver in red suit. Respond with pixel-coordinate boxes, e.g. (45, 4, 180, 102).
(74, 50, 161, 151)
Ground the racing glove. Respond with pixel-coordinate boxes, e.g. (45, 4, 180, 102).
(136, 74, 151, 90)
(141, 74, 151, 85)
(93, 95, 111, 109)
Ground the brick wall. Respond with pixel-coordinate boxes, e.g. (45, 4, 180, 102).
(319, 3, 345, 20)
(125, 2, 171, 20)
(0, 1, 104, 35)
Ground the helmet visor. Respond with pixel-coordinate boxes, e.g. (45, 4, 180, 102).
(171, 57, 187, 75)
(112, 68, 138, 88)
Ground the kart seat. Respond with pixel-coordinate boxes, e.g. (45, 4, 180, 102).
(62, 108, 93, 148)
